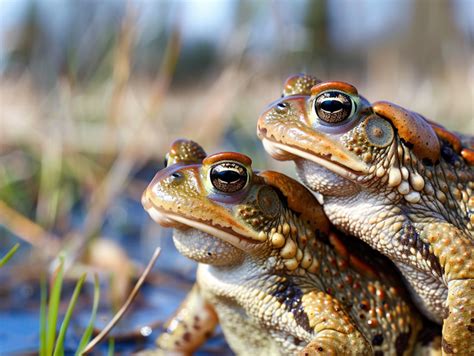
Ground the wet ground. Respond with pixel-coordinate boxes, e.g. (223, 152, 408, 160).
(0, 164, 234, 355)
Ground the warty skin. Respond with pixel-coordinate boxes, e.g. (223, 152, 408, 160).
(141, 139, 441, 356)
(257, 74, 474, 355)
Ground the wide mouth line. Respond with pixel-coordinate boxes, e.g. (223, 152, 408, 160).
(144, 204, 261, 247)
(261, 136, 363, 177)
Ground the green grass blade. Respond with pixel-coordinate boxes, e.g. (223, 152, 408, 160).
(39, 274, 47, 356)
(107, 338, 114, 356)
(0, 242, 20, 267)
(76, 274, 100, 356)
(53, 273, 87, 356)
(46, 257, 64, 356)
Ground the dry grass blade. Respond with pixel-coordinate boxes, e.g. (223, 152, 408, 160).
(73, 23, 182, 263)
(146, 22, 181, 120)
(36, 123, 63, 229)
(0, 200, 60, 255)
(80, 247, 161, 355)
(108, 3, 136, 129)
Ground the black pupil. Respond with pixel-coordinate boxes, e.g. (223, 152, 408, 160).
(210, 162, 247, 193)
(215, 170, 240, 183)
(315, 92, 353, 124)
(320, 99, 345, 113)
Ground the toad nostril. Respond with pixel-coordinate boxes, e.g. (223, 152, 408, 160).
(276, 102, 289, 114)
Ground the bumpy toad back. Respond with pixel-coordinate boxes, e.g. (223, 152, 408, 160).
(142, 139, 441, 355)
(258, 74, 474, 354)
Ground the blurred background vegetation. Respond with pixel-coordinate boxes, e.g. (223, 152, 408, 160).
(0, 0, 473, 354)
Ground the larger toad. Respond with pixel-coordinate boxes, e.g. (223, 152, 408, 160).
(257, 74, 473, 354)
(141, 139, 439, 355)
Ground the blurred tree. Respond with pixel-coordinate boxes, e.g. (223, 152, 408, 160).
(367, 0, 470, 81)
(301, 0, 367, 75)
(4, 2, 39, 77)
(304, 0, 329, 58)
(401, 0, 468, 79)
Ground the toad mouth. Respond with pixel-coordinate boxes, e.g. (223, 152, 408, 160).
(142, 198, 261, 249)
(260, 136, 367, 180)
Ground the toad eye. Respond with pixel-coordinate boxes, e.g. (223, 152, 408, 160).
(210, 161, 249, 193)
(314, 91, 355, 124)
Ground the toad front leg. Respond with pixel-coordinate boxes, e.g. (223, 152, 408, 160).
(423, 223, 474, 355)
(157, 284, 218, 355)
(299, 291, 371, 356)
(443, 279, 474, 355)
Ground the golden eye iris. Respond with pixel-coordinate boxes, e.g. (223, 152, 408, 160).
(315, 91, 354, 124)
(210, 162, 249, 193)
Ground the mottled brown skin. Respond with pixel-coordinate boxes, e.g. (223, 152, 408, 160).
(257, 74, 474, 354)
(141, 140, 438, 355)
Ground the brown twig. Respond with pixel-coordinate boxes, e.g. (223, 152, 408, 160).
(0, 200, 60, 255)
(81, 247, 161, 354)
